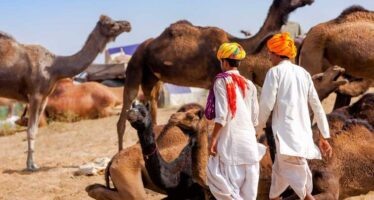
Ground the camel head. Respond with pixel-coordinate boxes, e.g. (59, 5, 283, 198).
(168, 103, 205, 133)
(288, 0, 314, 11)
(127, 101, 151, 130)
(98, 15, 131, 41)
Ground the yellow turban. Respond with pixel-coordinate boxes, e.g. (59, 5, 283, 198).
(217, 42, 246, 60)
(267, 32, 297, 59)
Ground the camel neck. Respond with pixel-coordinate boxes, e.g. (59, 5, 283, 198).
(137, 124, 167, 189)
(233, 0, 300, 54)
(50, 25, 109, 79)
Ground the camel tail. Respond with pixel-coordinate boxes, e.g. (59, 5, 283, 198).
(105, 159, 117, 191)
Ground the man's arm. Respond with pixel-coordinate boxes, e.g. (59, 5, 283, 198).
(209, 79, 228, 156)
(307, 74, 332, 157)
(250, 82, 259, 126)
(308, 74, 330, 139)
(257, 69, 279, 135)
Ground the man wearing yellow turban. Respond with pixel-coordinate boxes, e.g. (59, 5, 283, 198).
(206, 42, 266, 200)
(257, 33, 332, 200)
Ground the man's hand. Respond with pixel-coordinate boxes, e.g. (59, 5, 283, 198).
(319, 137, 332, 158)
(209, 138, 218, 156)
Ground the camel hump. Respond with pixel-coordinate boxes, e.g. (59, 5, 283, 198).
(163, 20, 198, 37)
(338, 5, 370, 18)
(174, 20, 193, 26)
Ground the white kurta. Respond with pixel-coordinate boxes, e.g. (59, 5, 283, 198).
(258, 60, 330, 159)
(213, 70, 265, 165)
(207, 70, 266, 200)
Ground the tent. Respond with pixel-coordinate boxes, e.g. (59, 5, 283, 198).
(160, 84, 208, 107)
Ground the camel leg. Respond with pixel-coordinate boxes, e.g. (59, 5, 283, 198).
(26, 95, 44, 171)
(333, 92, 351, 110)
(117, 84, 140, 150)
(141, 79, 161, 126)
(86, 184, 122, 200)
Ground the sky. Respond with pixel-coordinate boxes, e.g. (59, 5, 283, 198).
(1, 0, 373, 63)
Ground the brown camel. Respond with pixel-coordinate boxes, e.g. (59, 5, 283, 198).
(298, 5, 374, 108)
(0, 16, 131, 170)
(16, 79, 123, 125)
(117, 0, 315, 150)
(85, 67, 346, 200)
(86, 103, 211, 200)
(44, 79, 122, 121)
(260, 93, 374, 199)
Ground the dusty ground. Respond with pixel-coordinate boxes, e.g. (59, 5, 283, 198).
(0, 107, 177, 200)
(0, 90, 373, 200)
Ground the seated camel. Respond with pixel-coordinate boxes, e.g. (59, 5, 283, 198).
(261, 94, 374, 199)
(86, 66, 348, 200)
(17, 78, 123, 126)
(86, 103, 211, 200)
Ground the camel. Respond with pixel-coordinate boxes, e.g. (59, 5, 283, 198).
(15, 79, 122, 126)
(298, 5, 374, 109)
(260, 93, 374, 199)
(85, 66, 345, 200)
(309, 94, 374, 199)
(86, 103, 211, 200)
(0, 15, 131, 170)
(44, 78, 122, 121)
(116, 0, 315, 150)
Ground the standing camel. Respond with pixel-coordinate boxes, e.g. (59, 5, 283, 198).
(117, 0, 315, 150)
(0, 15, 131, 171)
(298, 6, 374, 108)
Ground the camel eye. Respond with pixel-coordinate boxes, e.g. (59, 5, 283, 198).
(139, 109, 146, 116)
(186, 113, 194, 120)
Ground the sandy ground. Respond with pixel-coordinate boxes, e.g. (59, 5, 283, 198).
(0, 107, 177, 200)
(0, 89, 373, 200)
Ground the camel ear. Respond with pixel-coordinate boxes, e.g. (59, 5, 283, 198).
(131, 101, 136, 108)
(145, 102, 151, 111)
(99, 15, 110, 23)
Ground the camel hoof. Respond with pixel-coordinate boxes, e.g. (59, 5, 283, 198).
(26, 163, 39, 172)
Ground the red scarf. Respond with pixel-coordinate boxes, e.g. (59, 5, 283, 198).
(225, 73, 248, 118)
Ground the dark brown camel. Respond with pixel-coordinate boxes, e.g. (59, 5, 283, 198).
(86, 103, 211, 200)
(128, 102, 205, 199)
(117, 0, 315, 150)
(0, 16, 130, 170)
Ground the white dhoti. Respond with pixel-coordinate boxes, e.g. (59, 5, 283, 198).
(269, 153, 313, 199)
(207, 156, 260, 200)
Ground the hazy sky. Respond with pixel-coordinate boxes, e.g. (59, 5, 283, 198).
(1, 0, 373, 63)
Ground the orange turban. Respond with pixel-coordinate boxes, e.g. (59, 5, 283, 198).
(217, 42, 246, 60)
(267, 32, 297, 59)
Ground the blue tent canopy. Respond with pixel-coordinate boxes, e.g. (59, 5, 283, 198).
(107, 44, 140, 56)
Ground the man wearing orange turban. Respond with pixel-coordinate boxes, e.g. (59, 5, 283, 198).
(257, 33, 332, 200)
(206, 42, 266, 200)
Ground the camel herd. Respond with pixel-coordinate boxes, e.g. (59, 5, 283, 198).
(0, 0, 373, 199)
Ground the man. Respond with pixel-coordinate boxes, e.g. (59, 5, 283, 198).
(206, 42, 266, 200)
(257, 32, 333, 200)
